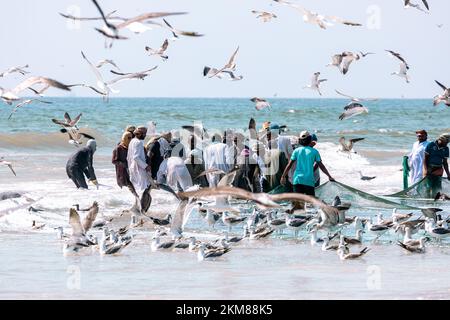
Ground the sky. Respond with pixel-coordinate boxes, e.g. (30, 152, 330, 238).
(0, 0, 449, 98)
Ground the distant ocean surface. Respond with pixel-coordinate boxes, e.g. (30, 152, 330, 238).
(1, 97, 449, 299)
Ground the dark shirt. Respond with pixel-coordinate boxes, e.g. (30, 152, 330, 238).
(425, 141, 449, 167)
(147, 140, 163, 179)
(112, 144, 130, 188)
(66, 146, 97, 180)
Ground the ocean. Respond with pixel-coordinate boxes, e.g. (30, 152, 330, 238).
(0, 97, 449, 299)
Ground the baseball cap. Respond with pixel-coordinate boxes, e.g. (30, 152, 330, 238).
(299, 130, 310, 139)
(270, 123, 280, 130)
(311, 133, 318, 142)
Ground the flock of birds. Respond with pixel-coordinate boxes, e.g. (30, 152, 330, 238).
(41, 171, 450, 261)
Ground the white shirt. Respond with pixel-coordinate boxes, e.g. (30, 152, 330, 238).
(157, 157, 193, 191)
(408, 140, 429, 184)
(127, 138, 150, 195)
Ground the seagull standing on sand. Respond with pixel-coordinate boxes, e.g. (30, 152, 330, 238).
(303, 72, 327, 96)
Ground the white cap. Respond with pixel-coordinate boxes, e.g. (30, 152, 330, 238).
(299, 130, 310, 139)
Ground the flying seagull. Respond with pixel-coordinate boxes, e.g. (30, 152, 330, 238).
(273, 0, 362, 29)
(0, 157, 16, 176)
(8, 99, 52, 120)
(433, 80, 450, 107)
(251, 10, 277, 22)
(339, 137, 365, 153)
(0, 76, 71, 104)
(327, 52, 361, 75)
(208, 46, 240, 78)
(404, 0, 429, 12)
(95, 59, 121, 71)
(303, 72, 327, 96)
(52, 112, 82, 129)
(250, 97, 271, 111)
(339, 102, 369, 120)
(161, 19, 204, 38)
(335, 90, 378, 102)
(0, 64, 29, 78)
(386, 50, 410, 83)
(145, 39, 169, 60)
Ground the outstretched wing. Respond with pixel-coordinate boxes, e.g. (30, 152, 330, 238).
(69, 208, 85, 236)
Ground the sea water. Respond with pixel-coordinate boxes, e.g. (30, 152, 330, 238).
(0, 98, 449, 299)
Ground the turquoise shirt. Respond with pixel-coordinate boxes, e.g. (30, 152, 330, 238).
(291, 146, 321, 187)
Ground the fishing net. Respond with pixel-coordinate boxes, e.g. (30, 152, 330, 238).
(385, 176, 450, 199)
(315, 181, 419, 210)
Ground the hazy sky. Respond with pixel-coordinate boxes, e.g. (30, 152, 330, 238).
(1, 0, 449, 98)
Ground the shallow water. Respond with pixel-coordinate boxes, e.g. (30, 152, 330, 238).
(1, 98, 449, 299)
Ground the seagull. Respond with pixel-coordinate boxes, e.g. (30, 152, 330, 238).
(197, 243, 231, 261)
(421, 207, 443, 221)
(151, 229, 175, 252)
(335, 90, 378, 102)
(8, 99, 52, 120)
(145, 39, 169, 60)
(205, 209, 221, 229)
(338, 102, 369, 120)
(404, 0, 430, 12)
(250, 97, 271, 111)
(221, 70, 243, 81)
(63, 207, 98, 255)
(386, 50, 410, 83)
(285, 214, 308, 236)
(359, 171, 376, 181)
(0, 64, 29, 78)
(267, 211, 286, 233)
(52, 112, 82, 129)
(149, 214, 172, 226)
(338, 137, 364, 154)
(251, 10, 277, 22)
(0, 76, 71, 104)
(425, 218, 450, 240)
(337, 246, 370, 260)
(80, 51, 157, 100)
(303, 72, 327, 96)
(433, 80, 450, 107)
(327, 52, 361, 75)
(397, 237, 426, 253)
(0, 158, 17, 176)
(273, 0, 362, 29)
(95, 59, 121, 71)
(249, 225, 275, 240)
(208, 46, 240, 78)
(367, 217, 391, 242)
(31, 220, 45, 230)
(222, 212, 247, 232)
(343, 230, 365, 245)
(195, 167, 227, 179)
(359, 51, 375, 58)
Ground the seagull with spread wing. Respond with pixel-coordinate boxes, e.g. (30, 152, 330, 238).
(335, 90, 378, 102)
(0, 76, 71, 104)
(433, 80, 450, 107)
(208, 46, 240, 78)
(251, 10, 277, 22)
(386, 50, 410, 83)
(0, 64, 29, 78)
(303, 72, 327, 96)
(8, 99, 52, 120)
(250, 97, 271, 111)
(273, 0, 362, 29)
(404, 0, 429, 12)
(145, 39, 169, 60)
(338, 137, 365, 153)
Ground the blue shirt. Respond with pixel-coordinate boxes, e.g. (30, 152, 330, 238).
(425, 141, 449, 167)
(291, 146, 321, 187)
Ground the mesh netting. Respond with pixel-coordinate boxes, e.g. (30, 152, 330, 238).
(385, 177, 450, 199)
(315, 181, 419, 210)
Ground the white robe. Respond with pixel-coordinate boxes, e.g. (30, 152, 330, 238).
(157, 157, 193, 191)
(408, 140, 429, 184)
(203, 142, 232, 187)
(127, 138, 150, 196)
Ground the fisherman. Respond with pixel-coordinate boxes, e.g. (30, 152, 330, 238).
(262, 123, 289, 192)
(423, 133, 450, 197)
(66, 139, 98, 189)
(407, 129, 429, 185)
(203, 133, 232, 187)
(112, 131, 138, 197)
(127, 126, 152, 213)
(280, 131, 334, 196)
(157, 149, 193, 191)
